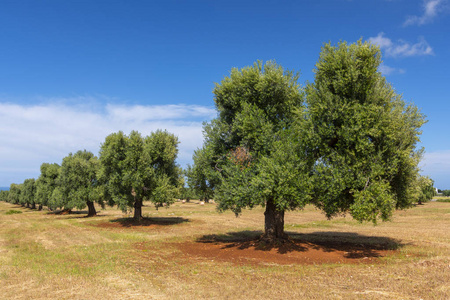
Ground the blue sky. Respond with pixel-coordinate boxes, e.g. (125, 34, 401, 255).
(0, 0, 449, 188)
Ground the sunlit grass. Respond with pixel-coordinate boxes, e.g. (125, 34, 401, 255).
(0, 200, 448, 299)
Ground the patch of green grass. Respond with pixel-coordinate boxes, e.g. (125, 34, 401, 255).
(436, 198, 450, 203)
(287, 221, 334, 229)
(5, 209, 22, 215)
(9, 238, 126, 277)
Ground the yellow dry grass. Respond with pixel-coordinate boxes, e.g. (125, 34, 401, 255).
(0, 200, 448, 299)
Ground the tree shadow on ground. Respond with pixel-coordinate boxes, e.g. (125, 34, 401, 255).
(109, 216, 190, 227)
(197, 230, 404, 258)
(46, 209, 85, 215)
(46, 209, 109, 218)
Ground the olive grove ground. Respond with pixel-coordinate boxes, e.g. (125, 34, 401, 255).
(0, 200, 448, 299)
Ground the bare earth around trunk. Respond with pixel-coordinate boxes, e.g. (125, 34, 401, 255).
(172, 239, 396, 266)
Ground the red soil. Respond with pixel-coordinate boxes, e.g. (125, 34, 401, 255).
(173, 239, 396, 266)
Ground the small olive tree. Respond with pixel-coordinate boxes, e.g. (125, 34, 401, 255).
(99, 130, 181, 221)
(8, 183, 22, 205)
(20, 178, 36, 209)
(35, 163, 60, 210)
(55, 150, 103, 216)
(185, 147, 218, 203)
(416, 176, 436, 205)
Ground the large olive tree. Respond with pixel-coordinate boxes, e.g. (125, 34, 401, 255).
(299, 40, 426, 223)
(200, 61, 308, 241)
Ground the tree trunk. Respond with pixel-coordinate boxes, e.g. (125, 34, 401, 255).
(31, 203, 36, 210)
(87, 201, 97, 217)
(262, 198, 288, 242)
(26, 203, 30, 208)
(133, 198, 143, 221)
(38, 204, 43, 211)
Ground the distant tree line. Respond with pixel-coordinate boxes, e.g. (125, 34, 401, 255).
(439, 190, 450, 197)
(0, 130, 183, 221)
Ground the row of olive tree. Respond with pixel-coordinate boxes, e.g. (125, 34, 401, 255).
(0, 40, 435, 242)
(0, 130, 182, 221)
(187, 40, 432, 242)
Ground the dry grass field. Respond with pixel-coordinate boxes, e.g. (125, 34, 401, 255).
(0, 199, 448, 299)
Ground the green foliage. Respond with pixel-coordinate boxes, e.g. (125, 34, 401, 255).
(51, 150, 103, 214)
(0, 190, 9, 202)
(199, 41, 426, 237)
(436, 198, 450, 203)
(415, 175, 436, 204)
(299, 40, 426, 223)
(201, 60, 305, 217)
(8, 183, 22, 204)
(5, 209, 22, 215)
(185, 147, 217, 202)
(99, 130, 181, 218)
(441, 190, 450, 197)
(35, 163, 60, 209)
(19, 178, 36, 208)
(179, 185, 196, 201)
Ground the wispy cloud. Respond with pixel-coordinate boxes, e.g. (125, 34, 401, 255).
(421, 150, 450, 188)
(0, 100, 216, 186)
(378, 63, 406, 75)
(404, 0, 445, 26)
(369, 32, 434, 57)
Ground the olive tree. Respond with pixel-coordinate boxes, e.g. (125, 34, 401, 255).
(0, 190, 9, 202)
(55, 150, 103, 216)
(0, 190, 8, 202)
(299, 40, 426, 223)
(99, 130, 181, 221)
(35, 163, 60, 210)
(185, 147, 218, 202)
(416, 175, 435, 205)
(199, 61, 307, 241)
(20, 178, 36, 209)
(8, 183, 22, 205)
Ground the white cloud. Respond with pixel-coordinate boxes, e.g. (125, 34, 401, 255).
(404, 0, 445, 26)
(420, 150, 450, 188)
(0, 100, 216, 186)
(378, 63, 406, 75)
(369, 32, 434, 57)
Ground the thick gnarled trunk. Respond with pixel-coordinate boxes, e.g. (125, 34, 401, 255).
(87, 200, 96, 217)
(133, 198, 143, 221)
(262, 198, 288, 242)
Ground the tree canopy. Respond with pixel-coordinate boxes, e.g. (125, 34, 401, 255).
(415, 175, 436, 205)
(185, 147, 217, 203)
(35, 163, 60, 210)
(199, 60, 306, 240)
(99, 130, 181, 221)
(55, 150, 103, 216)
(299, 40, 426, 223)
(8, 183, 22, 205)
(20, 178, 36, 209)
